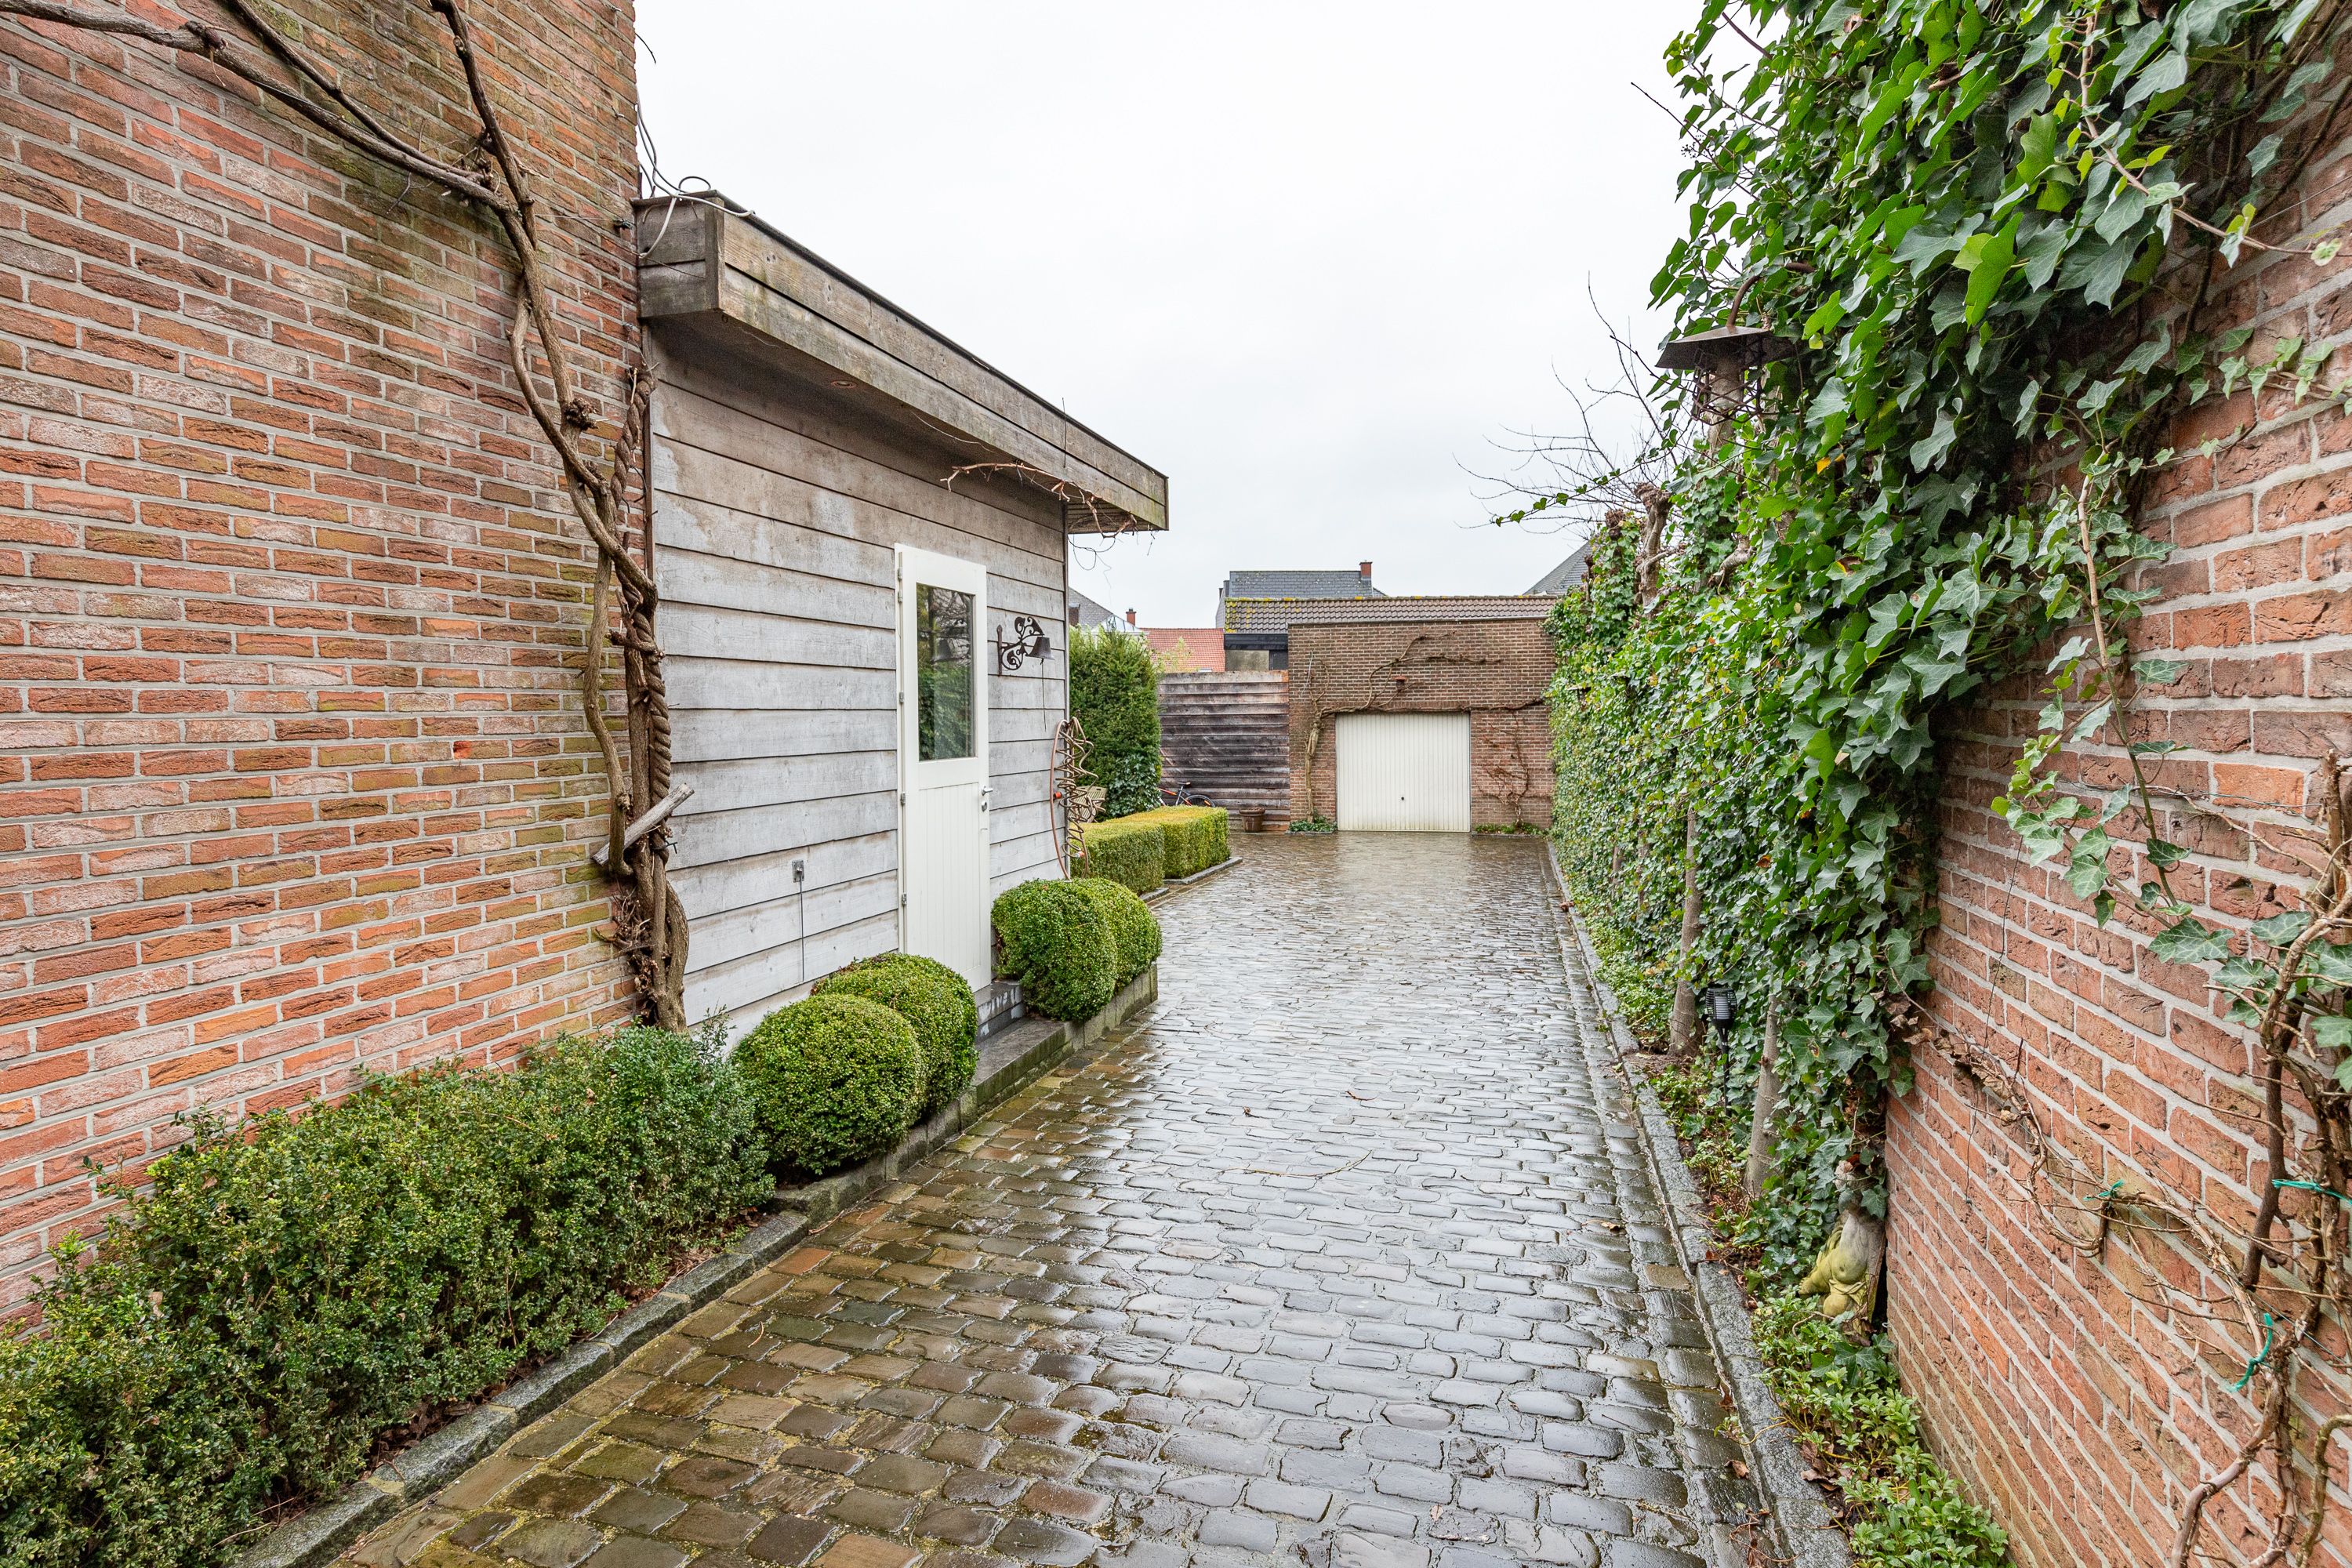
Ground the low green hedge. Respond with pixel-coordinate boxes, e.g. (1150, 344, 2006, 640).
(813, 953, 978, 1116)
(992, 879, 1118, 1021)
(1071, 877, 1161, 985)
(1076, 817, 1166, 892)
(735, 994, 924, 1176)
(0, 1027, 769, 1568)
(1127, 805, 1229, 878)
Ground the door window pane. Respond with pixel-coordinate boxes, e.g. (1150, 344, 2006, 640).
(917, 584, 975, 760)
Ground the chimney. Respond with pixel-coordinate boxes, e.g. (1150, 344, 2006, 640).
(1358, 561, 1373, 586)
(1125, 608, 1137, 626)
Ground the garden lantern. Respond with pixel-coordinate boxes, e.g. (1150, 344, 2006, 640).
(1657, 322, 1793, 424)
(1703, 983, 1739, 1042)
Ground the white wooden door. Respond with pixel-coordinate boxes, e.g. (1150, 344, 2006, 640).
(1336, 712, 1472, 832)
(897, 546, 991, 983)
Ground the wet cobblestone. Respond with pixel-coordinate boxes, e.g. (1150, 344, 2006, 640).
(348, 835, 1758, 1568)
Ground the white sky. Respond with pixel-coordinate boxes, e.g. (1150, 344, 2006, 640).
(637, 3, 1690, 628)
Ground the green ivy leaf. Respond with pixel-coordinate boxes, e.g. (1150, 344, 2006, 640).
(2135, 657, 2190, 685)
(2308, 944, 2352, 986)
(1961, 215, 2019, 327)
(2252, 910, 2314, 948)
(2153, 917, 2230, 964)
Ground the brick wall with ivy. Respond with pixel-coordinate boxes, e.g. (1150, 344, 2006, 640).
(1893, 133, 2352, 1568)
(0, 1, 643, 1312)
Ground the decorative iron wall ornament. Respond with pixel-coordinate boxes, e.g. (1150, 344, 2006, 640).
(993, 615, 1054, 673)
(1050, 714, 1100, 878)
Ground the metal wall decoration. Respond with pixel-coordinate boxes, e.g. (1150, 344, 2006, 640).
(1050, 714, 1101, 877)
(993, 614, 1054, 673)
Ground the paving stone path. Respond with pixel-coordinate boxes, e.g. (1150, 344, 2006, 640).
(350, 834, 1758, 1568)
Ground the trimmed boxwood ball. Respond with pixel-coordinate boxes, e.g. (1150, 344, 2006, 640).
(812, 953, 978, 1116)
(1070, 877, 1161, 985)
(735, 995, 925, 1175)
(991, 879, 1118, 1022)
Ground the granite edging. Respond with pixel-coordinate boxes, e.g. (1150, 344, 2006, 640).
(1540, 844, 1853, 1568)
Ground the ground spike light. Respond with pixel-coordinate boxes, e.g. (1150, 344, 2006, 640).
(1703, 983, 1739, 1043)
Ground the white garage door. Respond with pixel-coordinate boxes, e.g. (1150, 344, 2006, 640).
(1336, 712, 1472, 832)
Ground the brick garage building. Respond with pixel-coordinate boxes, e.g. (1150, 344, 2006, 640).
(1286, 597, 1557, 830)
(0, 0, 644, 1311)
(1883, 135, 2352, 1566)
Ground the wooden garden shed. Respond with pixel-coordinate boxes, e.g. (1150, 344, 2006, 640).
(636, 196, 1168, 1036)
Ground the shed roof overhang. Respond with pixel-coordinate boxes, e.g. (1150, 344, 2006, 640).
(635, 194, 1166, 535)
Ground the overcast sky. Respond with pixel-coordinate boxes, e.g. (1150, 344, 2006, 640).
(636, 4, 1692, 628)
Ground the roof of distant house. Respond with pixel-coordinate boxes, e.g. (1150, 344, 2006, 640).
(1229, 594, 1558, 634)
(1222, 568, 1385, 601)
(1528, 541, 1592, 595)
(1069, 589, 1120, 629)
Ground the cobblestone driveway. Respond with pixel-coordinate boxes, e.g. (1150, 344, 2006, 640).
(354, 835, 1755, 1568)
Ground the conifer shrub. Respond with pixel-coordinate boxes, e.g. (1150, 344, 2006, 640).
(1069, 624, 1160, 816)
(812, 953, 978, 1116)
(735, 994, 925, 1175)
(991, 880, 1118, 1021)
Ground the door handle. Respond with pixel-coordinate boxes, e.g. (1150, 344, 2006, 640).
(979, 786, 993, 811)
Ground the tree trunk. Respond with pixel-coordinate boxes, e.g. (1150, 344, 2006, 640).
(1670, 809, 1700, 1054)
(1744, 1002, 1779, 1202)
(1633, 483, 1671, 605)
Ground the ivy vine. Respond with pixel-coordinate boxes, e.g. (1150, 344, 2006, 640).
(1537, 1, 2352, 1559)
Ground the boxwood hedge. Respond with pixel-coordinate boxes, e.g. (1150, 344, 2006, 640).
(1126, 805, 1229, 879)
(0, 1026, 770, 1568)
(1076, 818, 1166, 893)
(991, 880, 1118, 1022)
(812, 953, 978, 1116)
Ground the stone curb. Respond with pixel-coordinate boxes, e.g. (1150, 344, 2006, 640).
(238, 964, 1161, 1568)
(1142, 849, 1239, 902)
(1541, 847, 1853, 1568)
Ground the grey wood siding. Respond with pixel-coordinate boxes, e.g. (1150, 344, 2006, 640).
(650, 336, 1069, 1039)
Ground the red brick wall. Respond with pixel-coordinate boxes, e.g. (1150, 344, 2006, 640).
(1287, 617, 1555, 828)
(1889, 138, 2352, 1564)
(0, 2, 641, 1310)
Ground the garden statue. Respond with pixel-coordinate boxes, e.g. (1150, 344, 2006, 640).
(1798, 1163, 1885, 1334)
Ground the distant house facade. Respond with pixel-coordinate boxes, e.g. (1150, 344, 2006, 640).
(1219, 561, 1382, 670)
(640, 198, 1167, 1035)
(1143, 627, 1225, 672)
(1285, 597, 1560, 831)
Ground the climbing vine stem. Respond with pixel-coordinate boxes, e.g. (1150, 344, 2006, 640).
(0, 0, 690, 1024)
